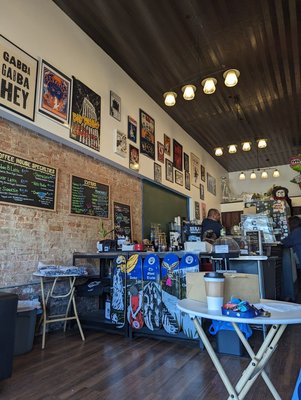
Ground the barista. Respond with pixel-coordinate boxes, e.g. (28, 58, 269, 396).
(201, 208, 223, 243)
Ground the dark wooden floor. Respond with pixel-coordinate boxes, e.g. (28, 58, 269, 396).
(1, 284, 300, 400)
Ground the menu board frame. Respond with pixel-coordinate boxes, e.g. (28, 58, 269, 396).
(113, 201, 132, 241)
(70, 175, 110, 218)
(0, 150, 57, 211)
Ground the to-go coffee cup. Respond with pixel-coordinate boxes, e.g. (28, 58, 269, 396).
(204, 272, 225, 311)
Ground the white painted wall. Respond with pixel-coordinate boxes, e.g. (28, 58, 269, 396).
(0, 0, 228, 217)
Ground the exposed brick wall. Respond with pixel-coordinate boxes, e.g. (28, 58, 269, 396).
(0, 117, 142, 288)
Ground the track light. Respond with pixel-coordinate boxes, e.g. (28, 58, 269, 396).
(228, 144, 237, 154)
(261, 170, 268, 179)
(182, 85, 196, 100)
(250, 171, 257, 179)
(257, 139, 267, 149)
(223, 69, 240, 87)
(239, 172, 246, 180)
(214, 147, 223, 156)
(201, 77, 217, 94)
(163, 92, 177, 106)
(273, 169, 280, 178)
(242, 142, 251, 151)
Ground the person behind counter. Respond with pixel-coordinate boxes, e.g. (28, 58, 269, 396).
(201, 208, 223, 243)
(281, 216, 301, 275)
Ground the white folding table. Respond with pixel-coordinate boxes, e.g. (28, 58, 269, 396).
(34, 272, 85, 349)
(177, 298, 301, 400)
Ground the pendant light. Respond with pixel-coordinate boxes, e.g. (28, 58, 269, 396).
(214, 147, 223, 156)
(182, 85, 196, 100)
(239, 172, 246, 180)
(163, 92, 177, 106)
(257, 139, 267, 148)
(242, 141, 251, 151)
(273, 169, 280, 178)
(228, 144, 237, 154)
(250, 171, 257, 179)
(261, 170, 268, 179)
(223, 69, 240, 87)
(201, 77, 217, 94)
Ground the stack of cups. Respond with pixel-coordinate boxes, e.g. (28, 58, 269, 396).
(204, 272, 225, 311)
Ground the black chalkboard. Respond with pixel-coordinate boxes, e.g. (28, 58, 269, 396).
(113, 202, 132, 240)
(70, 175, 109, 218)
(0, 150, 57, 210)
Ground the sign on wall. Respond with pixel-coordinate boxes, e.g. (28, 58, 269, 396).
(0, 35, 38, 121)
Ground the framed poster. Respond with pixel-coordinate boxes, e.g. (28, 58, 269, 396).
(114, 129, 127, 157)
(165, 159, 173, 182)
(195, 201, 200, 220)
(201, 165, 206, 182)
(70, 77, 101, 151)
(175, 170, 183, 186)
(184, 153, 189, 172)
(0, 35, 38, 121)
(157, 141, 164, 163)
(154, 162, 162, 183)
(164, 134, 171, 155)
(201, 202, 207, 220)
(190, 152, 200, 187)
(38, 60, 71, 124)
(110, 90, 121, 121)
(113, 201, 132, 241)
(173, 139, 183, 171)
(185, 171, 190, 190)
(128, 116, 137, 142)
(200, 183, 205, 200)
(129, 144, 139, 171)
(140, 109, 155, 159)
(207, 172, 216, 195)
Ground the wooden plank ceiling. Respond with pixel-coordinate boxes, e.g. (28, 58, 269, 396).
(53, 0, 301, 172)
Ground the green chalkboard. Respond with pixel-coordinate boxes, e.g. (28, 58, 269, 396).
(70, 175, 109, 218)
(113, 201, 132, 240)
(0, 150, 57, 210)
(143, 180, 188, 238)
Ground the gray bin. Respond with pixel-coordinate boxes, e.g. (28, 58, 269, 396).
(14, 307, 37, 356)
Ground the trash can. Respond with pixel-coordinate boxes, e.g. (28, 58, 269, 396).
(0, 292, 18, 380)
(14, 306, 37, 356)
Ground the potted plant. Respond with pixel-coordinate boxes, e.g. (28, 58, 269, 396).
(97, 220, 115, 252)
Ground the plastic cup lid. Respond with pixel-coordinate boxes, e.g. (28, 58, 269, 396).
(204, 272, 224, 279)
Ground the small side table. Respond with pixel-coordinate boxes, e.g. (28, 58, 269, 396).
(33, 272, 85, 349)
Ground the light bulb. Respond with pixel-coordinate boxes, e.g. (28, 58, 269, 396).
(250, 171, 256, 179)
(163, 92, 177, 106)
(257, 139, 267, 148)
(214, 147, 223, 156)
(223, 69, 240, 87)
(201, 78, 217, 94)
(242, 142, 251, 151)
(228, 144, 237, 154)
(261, 170, 268, 179)
(273, 169, 280, 178)
(182, 85, 196, 100)
(239, 172, 246, 180)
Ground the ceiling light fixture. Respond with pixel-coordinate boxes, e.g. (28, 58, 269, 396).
(164, 68, 240, 106)
(228, 144, 237, 154)
(239, 172, 246, 180)
(250, 171, 257, 179)
(163, 91, 177, 106)
(182, 85, 196, 100)
(223, 69, 240, 87)
(273, 169, 280, 178)
(214, 147, 223, 156)
(261, 170, 268, 179)
(201, 77, 217, 94)
(257, 138, 267, 149)
(242, 141, 251, 151)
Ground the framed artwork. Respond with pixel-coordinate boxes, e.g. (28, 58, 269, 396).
(190, 152, 200, 187)
(165, 159, 173, 182)
(185, 171, 190, 190)
(184, 153, 189, 172)
(38, 60, 71, 125)
(164, 134, 171, 155)
(114, 129, 127, 157)
(129, 144, 139, 171)
(195, 201, 200, 220)
(128, 116, 137, 142)
(157, 141, 165, 163)
(0, 35, 38, 121)
(154, 162, 162, 183)
(110, 90, 121, 121)
(207, 172, 216, 195)
(175, 170, 183, 186)
(201, 202, 207, 220)
(173, 139, 183, 171)
(201, 165, 206, 182)
(140, 109, 155, 159)
(200, 183, 205, 200)
(70, 77, 101, 151)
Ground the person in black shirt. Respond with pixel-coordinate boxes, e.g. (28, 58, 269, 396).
(201, 208, 223, 243)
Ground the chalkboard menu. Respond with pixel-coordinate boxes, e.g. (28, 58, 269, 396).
(113, 201, 132, 240)
(0, 150, 57, 210)
(70, 175, 109, 218)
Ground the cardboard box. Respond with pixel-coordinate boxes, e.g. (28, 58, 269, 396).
(186, 272, 260, 304)
(243, 206, 256, 215)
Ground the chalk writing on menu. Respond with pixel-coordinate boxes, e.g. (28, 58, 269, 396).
(113, 202, 132, 240)
(71, 175, 109, 218)
(0, 151, 57, 210)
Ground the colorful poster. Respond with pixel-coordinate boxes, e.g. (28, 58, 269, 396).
(0, 35, 38, 121)
(70, 77, 101, 151)
(140, 109, 155, 160)
(39, 60, 71, 124)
